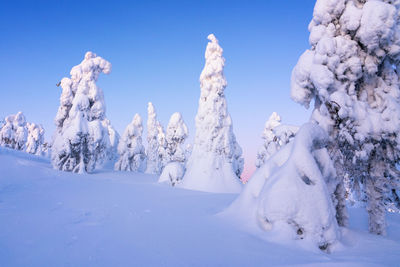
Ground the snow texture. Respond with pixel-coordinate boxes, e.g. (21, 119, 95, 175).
(291, 0, 400, 235)
(256, 112, 298, 168)
(181, 34, 244, 193)
(115, 114, 146, 172)
(26, 122, 45, 156)
(52, 51, 117, 174)
(158, 161, 185, 186)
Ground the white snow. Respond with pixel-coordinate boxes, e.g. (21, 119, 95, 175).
(1, 146, 400, 266)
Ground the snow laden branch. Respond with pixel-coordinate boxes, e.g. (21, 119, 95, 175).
(180, 34, 244, 193)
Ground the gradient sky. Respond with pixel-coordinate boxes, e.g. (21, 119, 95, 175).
(0, 0, 316, 179)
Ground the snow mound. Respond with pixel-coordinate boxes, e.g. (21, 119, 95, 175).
(226, 123, 340, 251)
(158, 161, 185, 186)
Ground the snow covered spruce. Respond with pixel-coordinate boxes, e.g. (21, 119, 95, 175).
(0, 111, 45, 156)
(291, 0, 400, 235)
(226, 123, 344, 252)
(51, 52, 119, 173)
(145, 102, 163, 174)
(180, 34, 244, 193)
(256, 112, 298, 168)
(115, 114, 146, 172)
(158, 112, 188, 186)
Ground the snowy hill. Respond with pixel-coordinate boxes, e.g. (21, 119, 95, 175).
(1, 148, 400, 266)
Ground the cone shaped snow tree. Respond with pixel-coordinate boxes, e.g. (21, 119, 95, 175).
(256, 112, 298, 168)
(180, 34, 244, 193)
(52, 51, 117, 173)
(145, 102, 163, 174)
(115, 114, 147, 172)
(291, 0, 400, 235)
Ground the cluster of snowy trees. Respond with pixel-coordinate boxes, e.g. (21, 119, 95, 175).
(0, 111, 46, 156)
(5, 0, 398, 252)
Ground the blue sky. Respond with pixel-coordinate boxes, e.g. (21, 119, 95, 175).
(0, 0, 316, 178)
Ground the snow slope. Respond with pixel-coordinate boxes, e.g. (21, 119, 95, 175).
(1, 148, 400, 266)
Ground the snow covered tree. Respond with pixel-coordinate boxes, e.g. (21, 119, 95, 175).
(115, 114, 147, 172)
(51, 51, 117, 173)
(227, 123, 341, 252)
(256, 112, 298, 168)
(145, 102, 163, 174)
(26, 123, 45, 155)
(0, 112, 28, 151)
(180, 34, 244, 193)
(160, 112, 188, 166)
(291, 0, 400, 235)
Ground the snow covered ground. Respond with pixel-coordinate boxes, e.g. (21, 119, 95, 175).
(1, 148, 400, 266)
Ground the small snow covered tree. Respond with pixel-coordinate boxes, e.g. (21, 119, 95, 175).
(26, 123, 45, 155)
(0, 112, 28, 151)
(115, 114, 147, 172)
(160, 112, 188, 166)
(256, 112, 298, 168)
(291, 0, 400, 234)
(146, 102, 163, 174)
(52, 51, 117, 173)
(158, 112, 188, 186)
(181, 34, 244, 193)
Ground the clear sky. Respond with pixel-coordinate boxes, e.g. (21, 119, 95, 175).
(0, 0, 316, 179)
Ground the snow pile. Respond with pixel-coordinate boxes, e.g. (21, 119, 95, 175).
(115, 114, 146, 172)
(291, 0, 400, 235)
(256, 112, 298, 168)
(158, 161, 185, 186)
(181, 34, 244, 193)
(226, 123, 343, 252)
(146, 102, 163, 174)
(52, 51, 118, 173)
(0, 111, 45, 155)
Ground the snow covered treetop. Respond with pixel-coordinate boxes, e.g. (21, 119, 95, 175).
(200, 34, 226, 95)
(166, 112, 188, 142)
(126, 114, 143, 138)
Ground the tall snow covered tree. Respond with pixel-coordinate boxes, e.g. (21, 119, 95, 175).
(291, 0, 400, 235)
(0, 112, 28, 151)
(115, 114, 147, 172)
(26, 123, 45, 155)
(52, 51, 117, 173)
(256, 112, 298, 168)
(146, 102, 163, 174)
(180, 34, 244, 193)
(159, 112, 188, 166)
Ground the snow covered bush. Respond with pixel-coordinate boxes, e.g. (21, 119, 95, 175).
(158, 162, 185, 186)
(291, 0, 400, 235)
(0, 112, 28, 151)
(226, 123, 342, 252)
(114, 114, 146, 172)
(256, 112, 298, 168)
(26, 123, 45, 155)
(180, 34, 244, 193)
(51, 51, 118, 173)
(159, 112, 188, 166)
(146, 102, 163, 174)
